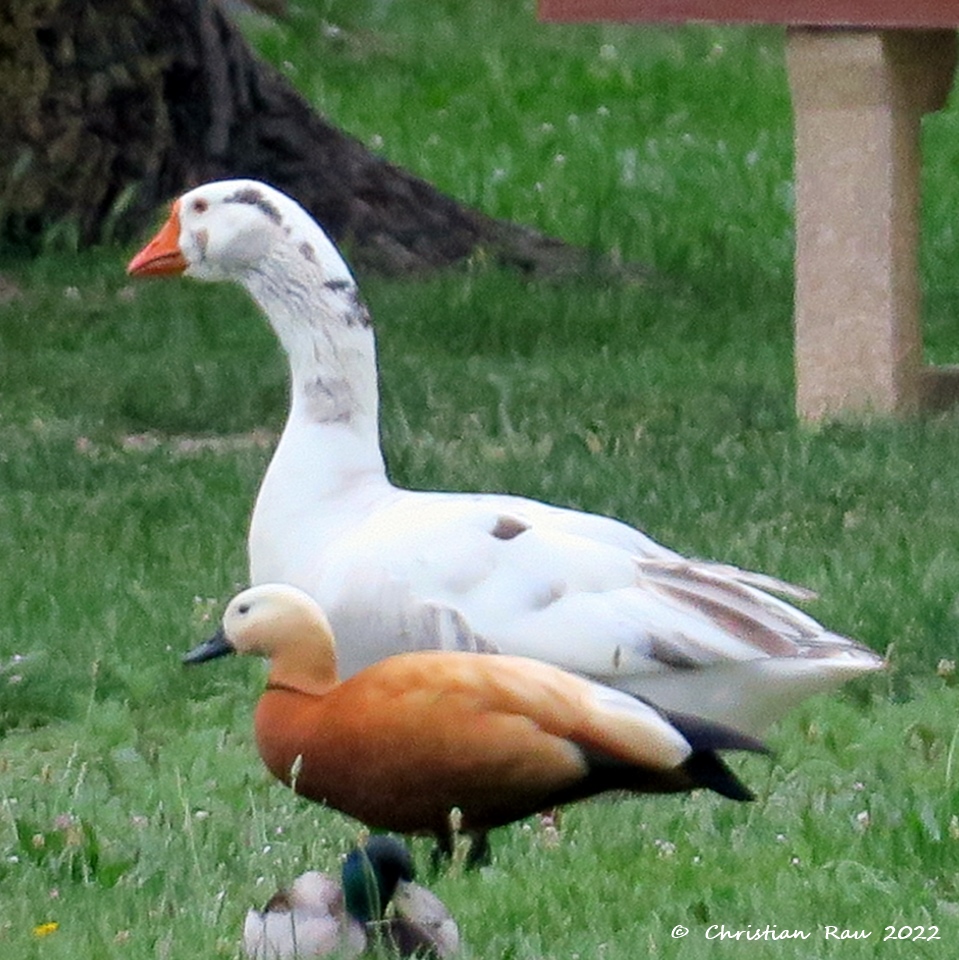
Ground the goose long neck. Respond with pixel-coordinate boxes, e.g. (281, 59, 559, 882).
(242, 253, 381, 438)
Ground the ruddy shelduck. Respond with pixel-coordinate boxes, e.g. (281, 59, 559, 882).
(184, 584, 768, 865)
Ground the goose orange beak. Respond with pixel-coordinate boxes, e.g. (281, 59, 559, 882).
(127, 200, 188, 276)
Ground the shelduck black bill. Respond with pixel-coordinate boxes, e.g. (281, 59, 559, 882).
(182, 626, 236, 665)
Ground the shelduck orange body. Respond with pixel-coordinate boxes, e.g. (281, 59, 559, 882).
(184, 584, 767, 862)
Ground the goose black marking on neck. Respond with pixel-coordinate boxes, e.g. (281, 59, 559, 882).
(324, 280, 372, 329)
(224, 187, 282, 225)
(303, 376, 354, 424)
(346, 289, 372, 328)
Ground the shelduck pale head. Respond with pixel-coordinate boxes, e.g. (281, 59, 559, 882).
(183, 583, 341, 696)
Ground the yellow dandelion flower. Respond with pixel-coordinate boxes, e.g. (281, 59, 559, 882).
(33, 921, 59, 937)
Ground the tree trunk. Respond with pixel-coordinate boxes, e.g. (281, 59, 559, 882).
(0, 0, 629, 276)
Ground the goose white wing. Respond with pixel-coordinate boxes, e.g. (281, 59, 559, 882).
(298, 492, 882, 734)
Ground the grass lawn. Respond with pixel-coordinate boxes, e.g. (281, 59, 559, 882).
(3, 0, 959, 956)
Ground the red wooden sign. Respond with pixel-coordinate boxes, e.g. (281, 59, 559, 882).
(539, 1, 959, 28)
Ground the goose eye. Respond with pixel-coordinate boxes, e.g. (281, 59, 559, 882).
(192, 198, 209, 214)
(237, 603, 250, 615)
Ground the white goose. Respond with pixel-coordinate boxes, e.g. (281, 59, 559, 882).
(128, 179, 884, 735)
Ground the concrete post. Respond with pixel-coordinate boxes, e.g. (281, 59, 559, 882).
(787, 28, 957, 420)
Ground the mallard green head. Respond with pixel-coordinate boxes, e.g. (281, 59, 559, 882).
(341, 835, 415, 925)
